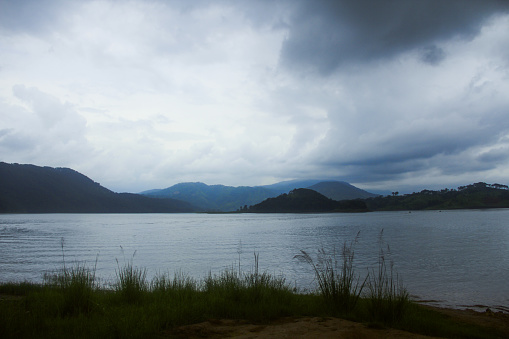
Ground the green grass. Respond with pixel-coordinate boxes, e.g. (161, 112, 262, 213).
(294, 234, 366, 314)
(364, 232, 409, 325)
(0, 249, 505, 339)
(115, 255, 148, 304)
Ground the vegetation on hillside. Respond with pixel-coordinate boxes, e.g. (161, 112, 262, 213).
(246, 188, 369, 213)
(0, 162, 195, 213)
(365, 182, 509, 211)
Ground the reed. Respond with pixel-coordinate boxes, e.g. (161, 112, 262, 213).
(295, 233, 366, 313)
(42, 238, 98, 315)
(0, 253, 503, 339)
(365, 231, 409, 324)
(115, 249, 148, 304)
(0, 238, 503, 339)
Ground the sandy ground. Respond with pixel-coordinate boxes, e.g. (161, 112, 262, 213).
(164, 307, 509, 339)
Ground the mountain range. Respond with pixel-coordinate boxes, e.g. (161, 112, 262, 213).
(0, 162, 377, 213)
(2, 162, 508, 213)
(141, 180, 377, 211)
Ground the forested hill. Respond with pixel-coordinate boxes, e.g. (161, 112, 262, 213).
(0, 162, 195, 213)
(246, 188, 369, 213)
(365, 182, 509, 211)
(307, 181, 378, 200)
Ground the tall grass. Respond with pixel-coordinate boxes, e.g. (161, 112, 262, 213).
(115, 248, 148, 304)
(203, 252, 294, 320)
(42, 238, 98, 315)
(295, 233, 366, 313)
(1, 246, 504, 339)
(365, 230, 409, 324)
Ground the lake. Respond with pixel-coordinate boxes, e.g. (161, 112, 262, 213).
(1, 210, 508, 312)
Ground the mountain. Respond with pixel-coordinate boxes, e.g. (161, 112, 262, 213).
(0, 162, 195, 213)
(142, 180, 377, 212)
(307, 181, 379, 201)
(259, 179, 325, 194)
(142, 182, 278, 212)
(247, 188, 369, 213)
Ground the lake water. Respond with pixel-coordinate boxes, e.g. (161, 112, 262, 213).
(1, 210, 508, 312)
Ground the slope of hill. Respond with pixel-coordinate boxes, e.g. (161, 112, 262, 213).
(247, 188, 368, 213)
(307, 181, 378, 200)
(0, 162, 195, 213)
(259, 179, 325, 194)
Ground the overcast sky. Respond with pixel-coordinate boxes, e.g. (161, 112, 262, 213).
(1, 0, 509, 193)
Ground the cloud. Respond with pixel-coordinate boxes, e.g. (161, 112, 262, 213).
(1, 0, 509, 193)
(420, 45, 446, 65)
(1, 86, 92, 166)
(280, 0, 509, 73)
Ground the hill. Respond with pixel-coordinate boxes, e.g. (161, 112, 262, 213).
(259, 179, 325, 194)
(0, 162, 195, 213)
(246, 188, 368, 213)
(143, 180, 376, 212)
(307, 181, 378, 200)
(365, 182, 509, 211)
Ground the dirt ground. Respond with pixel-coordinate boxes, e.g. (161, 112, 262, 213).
(165, 307, 509, 339)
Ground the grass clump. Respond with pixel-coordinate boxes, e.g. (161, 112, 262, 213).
(203, 252, 295, 321)
(43, 262, 98, 315)
(295, 233, 366, 314)
(115, 249, 148, 304)
(41, 238, 98, 316)
(365, 231, 410, 325)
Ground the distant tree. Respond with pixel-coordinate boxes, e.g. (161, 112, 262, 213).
(391, 191, 399, 196)
(492, 183, 508, 190)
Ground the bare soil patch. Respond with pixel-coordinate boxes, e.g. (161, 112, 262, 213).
(165, 307, 509, 339)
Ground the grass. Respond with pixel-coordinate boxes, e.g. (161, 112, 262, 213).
(294, 232, 366, 314)
(0, 242, 505, 339)
(364, 231, 409, 325)
(115, 249, 148, 304)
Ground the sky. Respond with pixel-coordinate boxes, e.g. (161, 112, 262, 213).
(1, 0, 509, 194)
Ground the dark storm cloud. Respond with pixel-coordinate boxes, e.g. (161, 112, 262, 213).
(280, 0, 509, 73)
(420, 45, 446, 65)
(0, 0, 67, 34)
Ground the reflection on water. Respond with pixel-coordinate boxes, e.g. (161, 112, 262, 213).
(1, 210, 508, 312)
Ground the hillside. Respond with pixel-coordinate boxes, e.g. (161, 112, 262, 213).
(365, 182, 509, 211)
(0, 162, 195, 213)
(143, 180, 376, 212)
(307, 181, 378, 200)
(246, 188, 368, 213)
